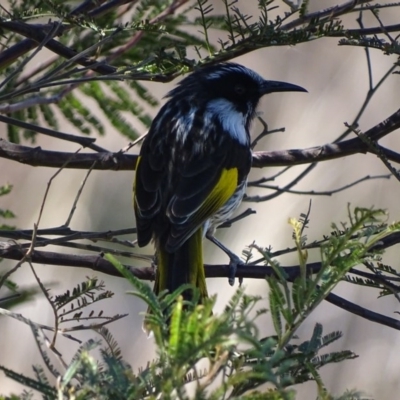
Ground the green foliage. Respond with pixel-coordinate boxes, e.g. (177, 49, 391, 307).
(2, 206, 396, 399)
(0, 0, 359, 143)
(2, 1, 400, 398)
(0, 281, 357, 399)
(260, 207, 398, 351)
(0, 184, 15, 230)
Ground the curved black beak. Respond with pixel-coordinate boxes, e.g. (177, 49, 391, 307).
(260, 80, 307, 95)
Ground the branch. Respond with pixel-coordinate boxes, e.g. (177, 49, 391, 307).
(0, 244, 151, 280)
(0, 20, 116, 76)
(0, 243, 319, 281)
(0, 1, 188, 82)
(325, 291, 400, 330)
(2, 230, 400, 290)
(0, 115, 106, 152)
(2, 238, 400, 331)
(280, 0, 371, 31)
(1, 107, 399, 170)
(252, 107, 400, 167)
(0, 139, 133, 170)
(331, 23, 400, 37)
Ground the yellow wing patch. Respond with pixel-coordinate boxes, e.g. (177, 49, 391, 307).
(193, 167, 238, 224)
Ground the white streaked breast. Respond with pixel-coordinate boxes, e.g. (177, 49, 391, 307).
(205, 98, 248, 145)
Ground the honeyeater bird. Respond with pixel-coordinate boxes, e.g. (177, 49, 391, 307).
(133, 63, 306, 303)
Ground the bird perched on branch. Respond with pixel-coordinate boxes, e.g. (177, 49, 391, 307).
(133, 62, 306, 304)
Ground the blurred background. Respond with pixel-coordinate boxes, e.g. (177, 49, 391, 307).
(1, 0, 400, 398)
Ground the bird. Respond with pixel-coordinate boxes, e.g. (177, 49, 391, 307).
(133, 62, 306, 305)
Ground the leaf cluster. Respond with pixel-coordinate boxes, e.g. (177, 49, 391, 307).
(2, 206, 394, 399)
(263, 207, 398, 352)
(3, 0, 396, 144)
(0, 280, 358, 400)
(0, 184, 14, 230)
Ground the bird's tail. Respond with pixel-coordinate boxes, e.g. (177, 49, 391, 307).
(154, 228, 208, 303)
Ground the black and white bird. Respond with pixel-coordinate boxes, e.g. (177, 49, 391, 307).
(133, 62, 306, 303)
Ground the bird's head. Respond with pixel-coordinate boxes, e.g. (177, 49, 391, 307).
(166, 63, 307, 128)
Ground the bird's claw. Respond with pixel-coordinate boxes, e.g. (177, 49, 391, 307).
(205, 233, 245, 286)
(228, 254, 244, 286)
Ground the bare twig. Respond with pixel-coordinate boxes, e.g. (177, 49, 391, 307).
(0, 95, 61, 114)
(281, 0, 371, 31)
(0, 242, 27, 290)
(120, 131, 148, 154)
(0, 21, 63, 91)
(246, 174, 391, 200)
(218, 208, 256, 228)
(251, 117, 285, 150)
(0, 226, 137, 241)
(325, 291, 400, 330)
(64, 161, 97, 226)
(0, 115, 106, 152)
(347, 123, 400, 182)
(15, 238, 152, 262)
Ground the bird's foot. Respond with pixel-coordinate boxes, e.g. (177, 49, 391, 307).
(227, 252, 244, 286)
(205, 232, 244, 286)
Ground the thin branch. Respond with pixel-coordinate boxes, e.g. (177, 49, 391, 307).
(0, 245, 152, 280)
(28, 260, 59, 348)
(251, 118, 285, 150)
(246, 174, 391, 200)
(252, 107, 400, 168)
(347, 123, 400, 182)
(119, 131, 148, 154)
(218, 208, 257, 228)
(325, 291, 400, 330)
(0, 95, 62, 114)
(0, 20, 116, 75)
(356, 7, 373, 91)
(0, 115, 106, 152)
(70, 0, 109, 15)
(0, 0, 188, 104)
(0, 293, 20, 303)
(64, 161, 97, 226)
(0, 243, 26, 290)
(0, 226, 137, 241)
(251, 164, 317, 202)
(331, 23, 400, 37)
(17, 238, 151, 263)
(0, 308, 82, 343)
(87, 0, 137, 18)
(0, 21, 63, 91)
(280, 0, 371, 31)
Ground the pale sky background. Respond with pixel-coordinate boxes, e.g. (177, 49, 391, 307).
(1, 1, 400, 398)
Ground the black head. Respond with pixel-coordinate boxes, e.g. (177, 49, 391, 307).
(166, 63, 306, 123)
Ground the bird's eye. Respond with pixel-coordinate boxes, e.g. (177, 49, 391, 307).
(234, 84, 246, 95)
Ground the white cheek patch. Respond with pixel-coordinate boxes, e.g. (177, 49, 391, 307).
(206, 98, 249, 145)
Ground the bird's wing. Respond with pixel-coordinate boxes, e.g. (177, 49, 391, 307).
(134, 139, 166, 247)
(165, 139, 250, 252)
(134, 123, 251, 251)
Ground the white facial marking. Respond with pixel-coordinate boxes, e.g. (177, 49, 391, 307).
(206, 98, 249, 145)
